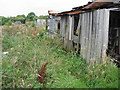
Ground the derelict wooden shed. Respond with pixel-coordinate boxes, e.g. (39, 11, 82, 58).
(48, 11, 61, 36)
(48, 1, 120, 64)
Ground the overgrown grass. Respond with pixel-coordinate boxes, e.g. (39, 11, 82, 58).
(2, 24, 119, 88)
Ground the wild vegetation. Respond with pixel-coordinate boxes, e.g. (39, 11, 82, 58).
(2, 23, 119, 88)
(0, 12, 48, 26)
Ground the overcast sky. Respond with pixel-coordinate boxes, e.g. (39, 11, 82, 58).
(0, 0, 91, 17)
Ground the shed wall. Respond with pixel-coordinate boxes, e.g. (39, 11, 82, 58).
(60, 9, 110, 64)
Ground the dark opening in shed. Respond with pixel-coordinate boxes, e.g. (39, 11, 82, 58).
(74, 14, 79, 36)
(107, 10, 120, 61)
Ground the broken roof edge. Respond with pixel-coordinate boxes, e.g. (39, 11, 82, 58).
(48, 0, 120, 16)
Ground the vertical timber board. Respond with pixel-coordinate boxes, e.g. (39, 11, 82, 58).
(102, 9, 110, 60)
(66, 16, 70, 49)
(83, 13, 87, 59)
(61, 16, 66, 37)
(93, 10, 97, 64)
(69, 16, 73, 49)
(82, 13, 86, 58)
(71, 16, 74, 50)
(77, 14, 81, 51)
(89, 12, 93, 63)
(96, 10, 100, 62)
(84, 12, 88, 59)
(98, 9, 104, 63)
(62, 16, 66, 37)
(69, 16, 72, 41)
(90, 11, 95, 64)
(85, 12, 90, 60)
(80, 13, 84, 57)
(60, 16, 63, 35)
(89, 11, 94, 65)
(64, 16, 67, 49)
(86, 12, 91, 63)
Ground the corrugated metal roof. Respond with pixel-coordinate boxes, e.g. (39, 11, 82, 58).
(82, 2, 112, 9)
(48, 0, 120, 16)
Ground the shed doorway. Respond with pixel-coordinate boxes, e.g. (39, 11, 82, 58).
(108, 10, 120, 61)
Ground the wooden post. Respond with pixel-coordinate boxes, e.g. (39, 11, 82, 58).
(46, 18, 48, 30)
(119, 29, 120, 54)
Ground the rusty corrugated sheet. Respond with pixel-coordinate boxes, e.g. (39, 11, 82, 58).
(48, 0, 118, 16)
(82, 2, 112, 9)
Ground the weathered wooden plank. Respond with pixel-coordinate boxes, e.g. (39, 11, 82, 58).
(80, 13, 85, 56)
(86, 12, 92, 63)
(61, 16, 66, 37)
(69, 16, 72, 41)
(102, 9, 110, 61)
(67, 16, 72, 49)
(85, 12, 90, 61)
(90, 11, 96, 65)
(83, 13, 87, 59)
(93, 10, 98, 64)
(71, 16, 74, 50)
(66, 16, 69, 49)
(95, 9, 100, 63)
(63, 16, 67, 49)
(97, 10, 104, 63)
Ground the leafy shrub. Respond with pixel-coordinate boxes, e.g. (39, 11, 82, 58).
(5, 20, 12, 26)
(31, 22, 35, 27)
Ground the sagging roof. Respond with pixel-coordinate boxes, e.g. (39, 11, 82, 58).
(48, 0, 120, 16)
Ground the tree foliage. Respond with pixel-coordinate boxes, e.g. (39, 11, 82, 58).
(27, 12, 36, 21)
(1, 12, 48, 25)
(1, 16, 11, 25)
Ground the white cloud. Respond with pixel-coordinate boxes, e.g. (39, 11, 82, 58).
(0, 0, 91, 17)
